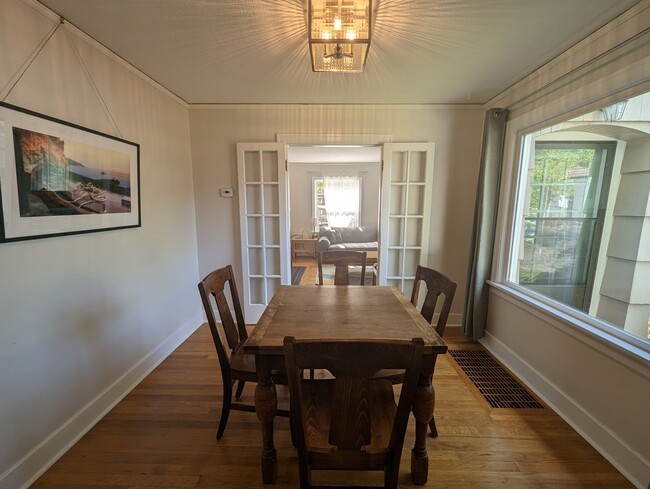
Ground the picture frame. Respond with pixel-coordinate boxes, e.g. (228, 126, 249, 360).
(0, 102, 140, 243)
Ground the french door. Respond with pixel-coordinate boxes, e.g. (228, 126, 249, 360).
(236, 143, 289, 322)
(378, 143, 435, 295)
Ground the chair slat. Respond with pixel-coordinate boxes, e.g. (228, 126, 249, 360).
(329, 376, 372, 450)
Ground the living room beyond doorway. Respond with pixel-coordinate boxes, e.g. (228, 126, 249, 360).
(287, 145, 382, 283)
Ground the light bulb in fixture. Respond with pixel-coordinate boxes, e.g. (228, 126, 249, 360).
(346, 30, 356, 40)
(334, 18, 342, 30)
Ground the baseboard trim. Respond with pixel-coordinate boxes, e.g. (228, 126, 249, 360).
(480, 330, 649, 489)
(447, 313, 462, 328)
(444, 324, 463, 337)
(0, 317, 202, 489)
(433, 312, 462, 329)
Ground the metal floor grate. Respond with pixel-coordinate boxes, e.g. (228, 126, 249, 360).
(448, 350, 544, 409)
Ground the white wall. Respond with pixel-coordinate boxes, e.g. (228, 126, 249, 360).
(189, 105, 484, 327)
(486, 3, 650, 487)
(288, 162, 381, 235)
(0, 1, 201, 488)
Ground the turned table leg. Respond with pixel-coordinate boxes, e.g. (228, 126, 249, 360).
(411, 371, 434, 485)
(255, 355, 278, 484)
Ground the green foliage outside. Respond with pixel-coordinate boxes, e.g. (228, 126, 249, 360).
(529, 148, 595, 216)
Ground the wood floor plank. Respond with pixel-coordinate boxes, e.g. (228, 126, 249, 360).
(31, 274, 635, 488)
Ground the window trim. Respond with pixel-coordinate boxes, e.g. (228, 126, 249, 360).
(489, 282, 650, 379)
(491, 280, 650, 364)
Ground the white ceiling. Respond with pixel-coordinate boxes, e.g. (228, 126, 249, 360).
(37, 0, 641, 105)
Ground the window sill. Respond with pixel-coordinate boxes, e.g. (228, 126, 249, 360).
(488, 281, 650, 378)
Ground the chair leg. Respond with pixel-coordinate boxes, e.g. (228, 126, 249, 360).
(384, 466, 399, 489)
(234, 380, 245, 399)
(289, 396, 298, 448)
(216, 378, 233, 440)
(428, 414, 438, 438)
(298, 461, 311, 489)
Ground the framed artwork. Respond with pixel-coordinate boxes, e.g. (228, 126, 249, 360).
(0, 102, 140, 243)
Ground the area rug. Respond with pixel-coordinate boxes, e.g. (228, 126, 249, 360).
(321, 266, 373, 285)
(291, 266, 306, 285)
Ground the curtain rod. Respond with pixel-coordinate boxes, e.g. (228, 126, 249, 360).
(306, 170, 368, 174)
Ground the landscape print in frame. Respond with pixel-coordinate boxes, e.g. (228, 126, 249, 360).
(0, 102, 140, 243)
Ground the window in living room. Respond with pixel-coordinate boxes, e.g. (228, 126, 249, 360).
(313, 178, 327, 227)
(313, 175, 361, 227)
(508, 90, 650, 347)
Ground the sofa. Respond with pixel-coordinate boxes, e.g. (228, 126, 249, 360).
(316, 226, 378, 252)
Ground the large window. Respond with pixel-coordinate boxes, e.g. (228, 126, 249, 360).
(518, 142, 615, 312)
(509, 92, 650, 346)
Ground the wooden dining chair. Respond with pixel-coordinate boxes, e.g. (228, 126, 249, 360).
(410, 265, 457, 336)
(284, 337, 424, 489)
(377, 265, 457, 437)
(317, 250, 367, 285)
(198, 265, 288, 440)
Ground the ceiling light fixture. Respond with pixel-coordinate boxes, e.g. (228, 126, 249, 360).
(309, 0, 371, 73)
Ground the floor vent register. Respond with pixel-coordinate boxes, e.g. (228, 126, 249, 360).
(448, 349, 544, 409)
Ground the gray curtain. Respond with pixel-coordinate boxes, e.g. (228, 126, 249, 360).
(463, 108, 509, 340)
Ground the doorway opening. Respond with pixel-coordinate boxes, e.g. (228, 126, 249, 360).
(287, 145, 382, 285)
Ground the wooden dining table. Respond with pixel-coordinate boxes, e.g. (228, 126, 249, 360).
(243, 285, 448, 485)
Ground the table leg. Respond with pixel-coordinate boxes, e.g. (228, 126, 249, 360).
(255, 355, 278, 484)
(411, 372, 434, 485)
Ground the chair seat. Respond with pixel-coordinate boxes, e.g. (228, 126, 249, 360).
(373, 369, 405, 384)
(230, 347, 286, 382)
(301, 378, 397, 454)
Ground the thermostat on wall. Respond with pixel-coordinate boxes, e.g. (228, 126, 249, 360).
(220, 188, 234, 198)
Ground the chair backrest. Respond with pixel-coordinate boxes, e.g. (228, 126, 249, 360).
(198, 265, 247, 372)
(284, 337, 423, 482)
(410, 265, 457, 337)
(318, 250, 367, 285)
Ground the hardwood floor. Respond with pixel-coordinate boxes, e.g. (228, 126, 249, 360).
(292, 256, 320, 285)
(32, 269, 633, 488)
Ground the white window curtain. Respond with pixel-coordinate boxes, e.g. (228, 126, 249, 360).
(323, 175, 360, 227)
